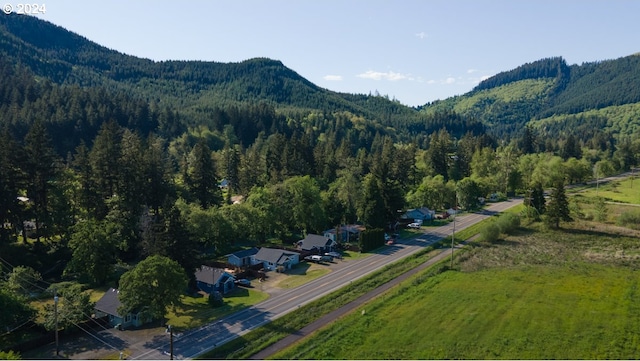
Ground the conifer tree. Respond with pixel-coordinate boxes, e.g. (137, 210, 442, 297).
(545, 180, 571, 229)
(23, 121, 58, 241)
(89, 120, 122, 218)
(0, 128, 24, 244)
(186, 140, 221, 209)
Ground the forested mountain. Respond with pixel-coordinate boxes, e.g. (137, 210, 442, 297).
(1, 14, 640, 351)
(0, 14, 416, 125)
(422, 55, 640, 141)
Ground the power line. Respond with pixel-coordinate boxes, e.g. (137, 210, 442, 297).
(69, 320, 121, 353)
(1, 316, 38, 336)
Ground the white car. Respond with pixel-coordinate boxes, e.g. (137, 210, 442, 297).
(407, 222, 421, 229)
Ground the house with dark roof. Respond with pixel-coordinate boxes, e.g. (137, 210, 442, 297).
(254, 247, 300, 272)
(194, 266, 236, 295)
(94, 288, 150, 329)
(323, 224, 365, 243)
(296, 234, 337, 253)
(227, 247, 260, 268)
(401, 207, 436, 222)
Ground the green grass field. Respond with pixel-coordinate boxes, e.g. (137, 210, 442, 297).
(579, 177, 640, 204)
(272, 220, 640, 359)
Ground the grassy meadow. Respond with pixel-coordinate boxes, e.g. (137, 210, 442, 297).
(272, 220, 640, 359)
(578, 176, 640, 204)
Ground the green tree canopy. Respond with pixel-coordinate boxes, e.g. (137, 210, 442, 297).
(43, 284, 94, 331)
(117, 255, 187, 322)
(0, 287, 36, 332)
(6, 265, 42, 298)
(65, 219, 119, 285)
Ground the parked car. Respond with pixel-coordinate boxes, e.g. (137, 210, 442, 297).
(320, 255, 334, 262)
(325, 251, 342, 259)
(234, 278, 251, 287)
(386, 239, 395, 245)
(407, 222, 421, 229)
(305, 255, 322, 262)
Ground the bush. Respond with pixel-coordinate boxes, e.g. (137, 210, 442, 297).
(617, 210, 640, 230)
(0, 350, 21, 360)
(495, 213, 520, 235)
(480, 223, 500, 243)
(208, 291, 224, 307)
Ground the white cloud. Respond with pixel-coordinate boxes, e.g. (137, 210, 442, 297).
(357, 70, 411, 81)
(323, 75, 343, 81)
(480, 75, 491, 81)
(467, 68, 478, 74)
(444, 77, 456, 84)
(415, 31, 427, 39)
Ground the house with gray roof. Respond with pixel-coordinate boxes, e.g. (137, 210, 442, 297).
(194, 266, 236, 295)
(254, 247, 300, 272)
(401, 207, 436, 222)
(296, 234, 337, 253)
(227, 247, 260, 268)
(94, 288, 150, 329)
(323, 224, 365, 243)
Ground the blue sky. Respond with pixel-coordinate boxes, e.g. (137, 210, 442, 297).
(31, 0, 640, 107)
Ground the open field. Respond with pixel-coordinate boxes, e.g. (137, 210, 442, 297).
(577, 177, 640, 204)
(272, 220, 640, 359)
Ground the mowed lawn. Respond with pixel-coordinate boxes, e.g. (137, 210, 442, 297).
(165, 287, 269, 330)
(273, 223, 640, 359)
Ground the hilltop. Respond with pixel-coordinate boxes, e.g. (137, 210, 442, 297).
(2, 13, 640, 146)
(421, 56, 640, 140)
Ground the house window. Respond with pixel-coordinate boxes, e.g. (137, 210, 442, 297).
(125, 314, 131, 323)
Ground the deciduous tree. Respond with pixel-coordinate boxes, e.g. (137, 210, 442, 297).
(43, 284, 93, 331)
(118, 255, 187, 322)
(65, 219, 118, 285)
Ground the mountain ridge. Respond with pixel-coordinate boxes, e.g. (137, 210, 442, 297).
(2, 13, 640, 143)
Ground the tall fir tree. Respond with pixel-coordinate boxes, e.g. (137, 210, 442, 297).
(89, 120, 122, 218)
(23, 121, 59, 241)
(545, 180, 571, 229)
(0, 128, 24, 244)
(186, 140, 221, 209)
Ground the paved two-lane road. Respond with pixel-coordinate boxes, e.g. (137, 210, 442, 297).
(131, 198, 523, 360)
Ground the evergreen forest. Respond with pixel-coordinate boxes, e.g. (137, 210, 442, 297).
(1, 13, 640, 352)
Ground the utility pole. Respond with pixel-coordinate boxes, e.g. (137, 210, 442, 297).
(450, 190, 457, 269)
(54, 290, 59, 358)
(595, 164, 600, 197)
(169, 325, 173, 360)
(450, 211, 455, 269)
